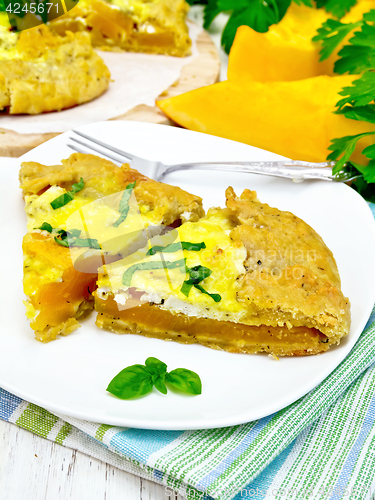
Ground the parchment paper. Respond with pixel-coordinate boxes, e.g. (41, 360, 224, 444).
(0, 22, 200, 135)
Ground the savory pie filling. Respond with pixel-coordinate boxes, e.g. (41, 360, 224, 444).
(21, 153, 204, 342)
(94, 189, 350, 356)
(96, 295, 330, 356)
(50, 0, 191, 57)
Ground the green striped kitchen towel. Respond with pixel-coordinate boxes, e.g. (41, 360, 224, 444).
(1, 208, 375, 500)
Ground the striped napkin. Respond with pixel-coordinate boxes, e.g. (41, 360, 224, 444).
(1, 205, 375, 500)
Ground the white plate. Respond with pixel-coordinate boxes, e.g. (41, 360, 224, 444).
(1, 121, 375, 430)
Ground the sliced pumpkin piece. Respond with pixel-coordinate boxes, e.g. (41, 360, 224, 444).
(157, 75, 375, 163)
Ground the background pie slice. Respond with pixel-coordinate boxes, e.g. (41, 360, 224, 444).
(20, 153, 204, 342)
(95, 187, 351, 357)
(50, 0, 192, 57)
(0, 22, 110, 114)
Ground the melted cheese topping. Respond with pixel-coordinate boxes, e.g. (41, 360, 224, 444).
(98, 209, 248, 320)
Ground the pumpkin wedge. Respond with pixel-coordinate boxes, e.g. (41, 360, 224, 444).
(157, 75, 375, 163)
(227, 1, 375, 83)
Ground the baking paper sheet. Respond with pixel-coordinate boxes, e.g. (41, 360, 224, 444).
(0, 22, 200, 135)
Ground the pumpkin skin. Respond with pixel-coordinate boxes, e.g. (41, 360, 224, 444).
(157, 75, 375, 163)
(227, 1, 375, 83)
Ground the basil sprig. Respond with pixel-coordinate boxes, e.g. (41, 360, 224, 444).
(181, 265, 221, 303)
(107, 357, 202, 400)
(122, 258, 186, 286)
(54, 228, 101, 249)
(113, 181, 136, 228)
(147, 241, 206, 256)
(50, 178, 84, 210)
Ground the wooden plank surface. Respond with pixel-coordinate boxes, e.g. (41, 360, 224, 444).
(0, 26, 220, 158)
(0, 419, 185, 500)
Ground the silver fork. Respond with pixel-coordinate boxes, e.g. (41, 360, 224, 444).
(67, 130, 359, 183)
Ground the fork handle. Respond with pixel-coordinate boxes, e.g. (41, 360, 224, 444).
(157, 161, 335, 183)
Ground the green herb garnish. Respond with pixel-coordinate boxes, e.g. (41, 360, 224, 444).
(187, 0, 357, 54)
(106, 357, 202, 399)
(113, 181, 136, 228)
(50, 177, 84, 210)
(147, 241, 206, 255)
(36, 222, 53, 233)
(122, 258, 187, 286)
(181, 265, 222, 302)
(54, 228, 101, 249)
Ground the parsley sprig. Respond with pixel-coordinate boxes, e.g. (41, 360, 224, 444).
(107, 357, 202, 399)
(187, 0, 359, 54)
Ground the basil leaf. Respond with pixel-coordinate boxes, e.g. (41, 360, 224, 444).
(54, 228, 101, 249)
(122, 258, 187, 286)
(152, 373, 168, 395)
(181, 281, 194, 297)
(36, 222, 53, 233)
(113, 181, 136, 228)
(187, 265, 212, 284)
(166, 368, 202, 395)
(106, 364, 153, 400)
(194, 284, 222, 303)
(180, 265, 221, 301)
(50, 178, 84, 210)
(71, 177, 84, 194)
(145, 357, 167, 375)
(147, 241, 206, 256)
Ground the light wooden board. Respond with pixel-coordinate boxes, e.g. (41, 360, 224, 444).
(0, 28, 220, 158)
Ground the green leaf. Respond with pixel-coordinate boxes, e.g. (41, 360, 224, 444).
(181, 281, 194, 297)
(36, 222, 53, 233)
(327, 132, 375, 172)
(336, 104, 375, 123)
(166, 368, 202, 395)
(332, 12, 375, 74)
(54, 228, 101, 249)
(113, 181, 136, 228)
(122, 258, 187, 286)
(147, 241, 206, 256)
(145, 358, 168, 395)
(71, 177, 84, 194)
(316, 0, 357, 18)
(220, 0, 291, 54)
(312, 19, 359, 61)
(352, 174, 375, 201)
(363, 159, 375, 182)
(362, 143, 375, 159)
(180, 265, 222, 302)
(194, 284, 222, 302)
(106, 364, 153, 399)
(293, 0, 313, 6)
(184, 265, 212, 284)
(336, 73, 375, 111)
(145, 357, 167, 375)
(50, 177, 84, 210)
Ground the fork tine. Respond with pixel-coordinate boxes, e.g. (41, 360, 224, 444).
(72, 130, 134, 162)
(67, 142, 122, 165)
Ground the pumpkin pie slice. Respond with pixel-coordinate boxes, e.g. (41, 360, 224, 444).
(95, 187, 351, 357)
(50, 0, 191, 57)
(20, 153, 204, 342)
(0, 21, 110, 115)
